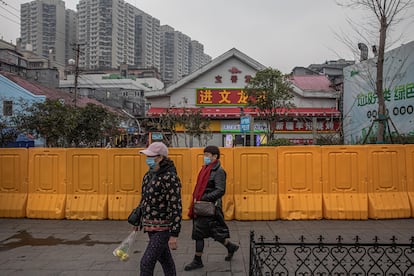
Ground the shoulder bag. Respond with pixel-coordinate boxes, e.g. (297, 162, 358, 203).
(193, 201, 216, 216)
(127, 205, 143, 228)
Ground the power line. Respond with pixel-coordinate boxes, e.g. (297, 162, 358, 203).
(1, 0, 19, 13)
(0, 3, 20, 19)
(0, 11, 19, 25)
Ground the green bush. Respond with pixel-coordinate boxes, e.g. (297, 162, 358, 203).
(261, 138, 294, 146)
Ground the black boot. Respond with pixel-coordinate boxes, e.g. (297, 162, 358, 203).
(225, 242, 239, 261)
(184, 255, 204, 271)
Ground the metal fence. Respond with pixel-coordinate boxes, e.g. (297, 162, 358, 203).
(250, 231, 414, 276)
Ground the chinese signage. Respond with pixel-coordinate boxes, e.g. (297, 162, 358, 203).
(240, 116, 250, 132)
(275, 120, 339, 131)
(343, 41, 414, 144)
(221, 120, 267, 133)
(220, 120, 338, 133)
(196, 89, 248, 105)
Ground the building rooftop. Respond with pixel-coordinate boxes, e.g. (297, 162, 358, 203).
(290, 75, 335, 92)
(1, 71, 122, 114)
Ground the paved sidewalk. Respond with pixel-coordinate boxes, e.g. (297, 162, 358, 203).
(1, 218, 413, 275)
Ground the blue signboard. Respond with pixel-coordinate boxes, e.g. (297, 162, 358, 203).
(151, 132, 163, 140)
(240, 116, 250, 132)
(127, 127, 136, 133)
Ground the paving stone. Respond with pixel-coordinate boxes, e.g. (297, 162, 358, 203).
(1, 218, 414, 275)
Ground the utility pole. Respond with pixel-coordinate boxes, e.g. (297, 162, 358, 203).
(73, 44, 81, 107)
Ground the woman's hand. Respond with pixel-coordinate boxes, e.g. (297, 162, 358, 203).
(168, 236, 178, 250)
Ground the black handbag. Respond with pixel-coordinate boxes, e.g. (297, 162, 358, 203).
(193, 201, 216, 216)
(127, 205, 143, 228)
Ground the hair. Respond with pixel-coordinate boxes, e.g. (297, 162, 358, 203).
(203, 145, 220, 159)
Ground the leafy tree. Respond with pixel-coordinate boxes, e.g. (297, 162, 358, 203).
(338, 0, 414, 143)
(0, 118, 18, 147)
(1, 98, 31, 147)
(16, 99, 77, 147)
(261, 138, 294, 147)
(244, 68, 295, 141)
(68, 104, 121, 147)
(15, 99, 121, 147)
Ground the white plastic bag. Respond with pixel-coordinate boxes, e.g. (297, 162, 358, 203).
(112, 230, 137, 261)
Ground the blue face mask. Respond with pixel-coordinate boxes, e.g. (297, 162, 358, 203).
(203, 156, 211, 165)
(146, 157, 157, 169)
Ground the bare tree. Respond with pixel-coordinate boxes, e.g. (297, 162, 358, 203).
(338, 0, 414, 143)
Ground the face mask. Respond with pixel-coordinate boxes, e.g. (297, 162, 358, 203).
(146, 157, 157, 169)
(203, 156, 211, 165)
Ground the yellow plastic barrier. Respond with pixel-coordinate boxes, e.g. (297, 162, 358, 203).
(107, 148, 144, 220)
(217, 147, 235, 220)
(0, 148, 28, 218)
(188, 148, 234, 220)
(234, 147, 277, 220)
(321, 146, 368, 219)
(278, 146, 322, 220)
(404, 145, 414, 217)
(169, 148, 192, 220)
(367, 145, 410, 219)
(26, 148, 66, 219)
(65, 149, 108, 220)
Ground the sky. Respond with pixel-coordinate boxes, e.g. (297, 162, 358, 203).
(1, 0, 414, 74)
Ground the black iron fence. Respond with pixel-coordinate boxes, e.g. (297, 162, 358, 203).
(250, 231, 414, 275)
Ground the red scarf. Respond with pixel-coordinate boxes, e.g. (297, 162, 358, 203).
(188, 160, 217, 218)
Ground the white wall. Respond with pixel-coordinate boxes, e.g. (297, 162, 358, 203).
(169, 57, 258, 107)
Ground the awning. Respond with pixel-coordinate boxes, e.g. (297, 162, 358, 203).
(147, 107, 340, 118)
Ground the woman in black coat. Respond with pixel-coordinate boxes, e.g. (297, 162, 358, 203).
(185, 145, 239, 271)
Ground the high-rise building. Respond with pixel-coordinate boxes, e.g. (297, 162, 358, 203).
(20, 0, 67, 66)
(77, 0, 161, 70)
(65, 9, 78, 63)
(77, 0, 116, 69)
(202, 53, 212, 67)
(190, 40, 210, 73)
(160, 25, 175, 85)
(160, 25, 209, 85)
(20, 0, 210, 82)
(130, 5, 161, 70)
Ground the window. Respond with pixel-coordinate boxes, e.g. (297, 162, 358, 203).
(3, 100, 13, 116)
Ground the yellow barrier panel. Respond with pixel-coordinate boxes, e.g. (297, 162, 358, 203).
(367, 145, 410, 219)
(107, 148, 144, 220)
(168, 148, 192, 220)
(321, 146, 368, 219)
(189, 148, 234, 220)
(278, 146, 322, 220)
(234, 147, 277, 220)
(65, 149, 108, 220)
(218, 147, 235, 220)
(404, 145, 414, 217)
(26, 148, 66, 219)
(0, 148, 28, 217)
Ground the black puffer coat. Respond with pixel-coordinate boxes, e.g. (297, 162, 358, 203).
(191, 160, 230, 242)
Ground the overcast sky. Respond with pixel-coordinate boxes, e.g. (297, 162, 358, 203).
(1, 0, 414, 73)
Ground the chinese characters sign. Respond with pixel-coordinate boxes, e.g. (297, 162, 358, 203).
(196, 88, 248, 106)
(343, 41, 414, 144)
